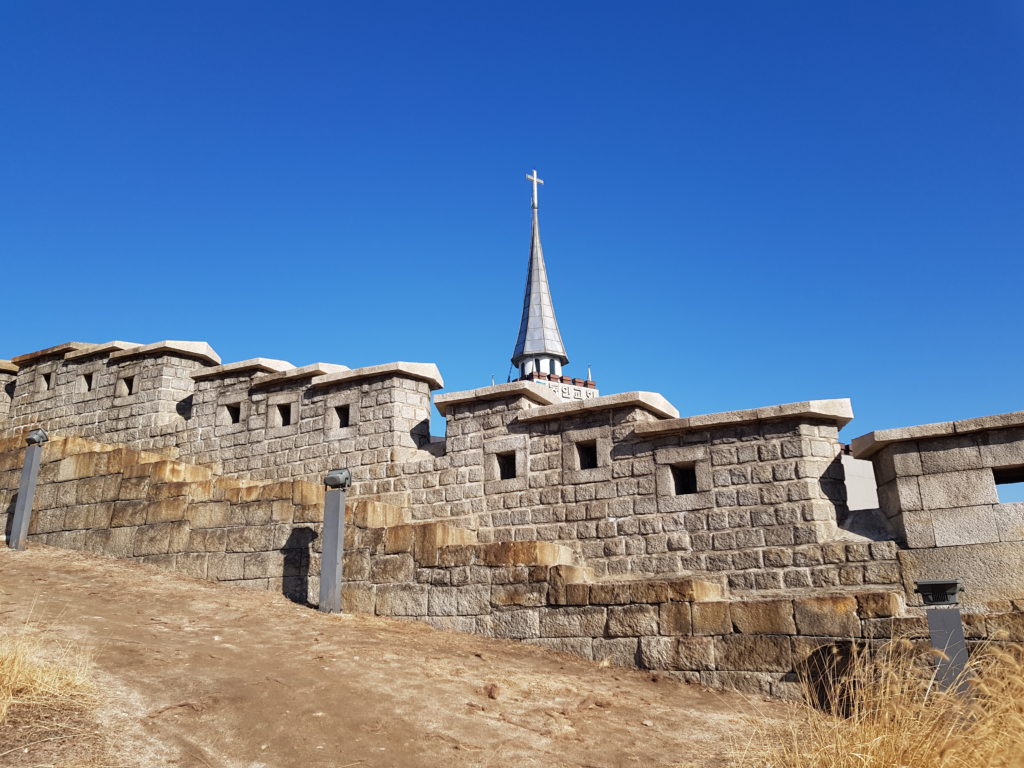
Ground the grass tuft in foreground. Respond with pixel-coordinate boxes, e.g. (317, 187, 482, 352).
(753, 639, 1024, 768)
(0, 619, 101, 765)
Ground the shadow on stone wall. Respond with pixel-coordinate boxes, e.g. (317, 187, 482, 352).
(3, 494, 14, 540)
(794, 640, 859, 715)
(282, 527, 316, 606)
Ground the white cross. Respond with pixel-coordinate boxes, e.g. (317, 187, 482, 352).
(526, 169, 544, 209)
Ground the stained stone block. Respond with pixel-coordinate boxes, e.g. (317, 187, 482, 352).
(592, 637, 639, 667)
(370, 553, 415, 583)
(658, 602, 692, 635)
(342, 584, 376, 613)
(491, 609, 540, 639)
(730, 600, 796, 635)
(714, 635, 792, 672)
(375, 584, 428, 616)
(692, 602, 731, 635)
(607, 605, 658, 637)
(539, 607, 607, 637)
(793, 596, 860, 637)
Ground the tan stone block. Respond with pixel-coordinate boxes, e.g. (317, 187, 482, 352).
(715, 635, 792, 672)
(856, 591, 904, 619)
(223, 484, 263, 504)
(291, 481, 321, 506)
(208, 552, 246, 581)
(692, 602, 732, 635)
(730, 599, 796, 634)
(588, 582, 633, 605)
(118, 476, 151, 500)
(369, 553, 414, 583)
(375, 584, 427, 616)
(640, 636, 714, 671)
(74, 475, 122, 504)
(63, 502, 113, 530)
(188, 502, 235, 528)
(133, 524, 172, 556)
(187, 528, 227, 552)
(592, 637, 639, 667)
(341, 583, 375, 614)
(986, 613, 1024, 641)
(659, 603, 692, 635)
(258, 481, 294, 501)
(243, 551, 279, 579)
(436, 545, 475, 567)
(111, 500, 147, 527)
(176, 553, 209, 579)
(539, 606, 606, 637)
(145, 497, 188, 524)
(607, 604, 658, 637)
(794, 595, 860, 637)
(478, 541, 573, 567)
(492, 583, 548, 607)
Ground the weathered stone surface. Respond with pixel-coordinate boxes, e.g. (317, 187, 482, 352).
(659, 602, 692, 635)
(491, 609, 540, 639)
(539, 607, 607, 638)
(607, 605, 659, 637)
(730, 600, 796, 635)
(640, 636, 715, 671)
(692, 602, 731, 635)
(715, 635, 792, 672)
(793, 596, 860, 637)
(592, 637, 639, 667)
(375, 584, 428, 616)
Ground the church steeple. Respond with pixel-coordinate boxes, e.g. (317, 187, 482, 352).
(511, 170, 569, 379)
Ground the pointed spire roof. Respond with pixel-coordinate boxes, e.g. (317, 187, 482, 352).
(512, 171, 569, 367)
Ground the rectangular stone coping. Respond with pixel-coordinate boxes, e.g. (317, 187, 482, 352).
(851, 409, 1024, 459)
(64, 341, 141, 361)
(516, 391, 680, 423)
(191, 358, 295, 380)
(309, 361, 444, 391)
(634, 398, 854, 436)
(10, 342, 93, 366)
(109, 340, 221, 366)
(0, 360, 18, 374)
(433, 380, 560, 415)
(248, 362, 349, 390)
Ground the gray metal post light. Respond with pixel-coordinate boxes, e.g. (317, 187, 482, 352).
(319, 468, 352, 614)
(9, 428, 50, 550)
(914, 579, 968, 692)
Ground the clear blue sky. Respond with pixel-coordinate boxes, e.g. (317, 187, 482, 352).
(2, 2, 1021, 443)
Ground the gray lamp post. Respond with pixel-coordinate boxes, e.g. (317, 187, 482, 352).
(318, 468, 351, 613)
(914, 579, 968, 692)
(8, 428, 49, 550)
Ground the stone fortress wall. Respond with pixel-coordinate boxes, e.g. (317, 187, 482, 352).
(2, 338, 1023, 697)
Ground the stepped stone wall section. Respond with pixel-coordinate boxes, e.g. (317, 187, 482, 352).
(2, 434, 1021, 701)
(853, 412, 1024, 608)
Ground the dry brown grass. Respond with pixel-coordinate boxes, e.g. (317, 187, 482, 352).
(750, 639, 1024, 768)
(0, 617, 105, 766)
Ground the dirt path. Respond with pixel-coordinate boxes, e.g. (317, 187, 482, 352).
(0, 547, 782, 767)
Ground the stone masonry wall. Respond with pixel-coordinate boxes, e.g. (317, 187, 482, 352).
(2, 433, 1020, 702)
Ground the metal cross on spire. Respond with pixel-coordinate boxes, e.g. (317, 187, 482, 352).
(526, 169, 544, 209)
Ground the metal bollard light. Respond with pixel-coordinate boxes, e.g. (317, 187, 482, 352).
(9, 428, 50, 550)
(915, 579, 969, 693)
(318, 468, 352, 613)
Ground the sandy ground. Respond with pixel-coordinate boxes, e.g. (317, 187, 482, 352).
(0, 546, 784, 767)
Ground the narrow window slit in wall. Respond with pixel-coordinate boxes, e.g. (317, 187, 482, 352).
(496, 452, 517, 480)
(335, 404, 351, 428)
(82, 373, 94, 392)
(994, 465, 1024, 504)
(671, 464, 698, 495)
(40, 373, 52, 391)
(576, 440, 599, 471)
(118, 376, 135, 396)
(225, 403, 242, 424)
(277, 403, 293, 427)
